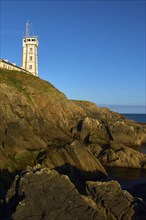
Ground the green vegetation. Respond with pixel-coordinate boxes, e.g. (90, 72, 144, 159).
(0, 149, 49, 194)
(0, 68, 67, 101)
(5, 159, 15, 172)
(14, 151, 37, 170)
(0, 68, 30, 98)
(0, 149, 45, 173)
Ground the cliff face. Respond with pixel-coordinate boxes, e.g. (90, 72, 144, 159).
(0, 68, 146, 171)
(0, 69, 84, 170)
(0, 69, 146, 219)
(0, 69, 84, 152)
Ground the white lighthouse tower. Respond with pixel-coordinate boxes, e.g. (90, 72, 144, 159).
(22, 21, 39, 76)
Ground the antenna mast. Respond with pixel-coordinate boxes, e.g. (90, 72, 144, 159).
(26, 20, 29, 37)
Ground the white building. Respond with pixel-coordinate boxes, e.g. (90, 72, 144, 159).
(0, 21, 39, 77)
(22, 21, 39, 76)
(0, 58, 30, 73)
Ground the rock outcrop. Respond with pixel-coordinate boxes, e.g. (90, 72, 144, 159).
(86, 180, 135, 220)
(75, 116, 146, 147)
(1, 69, 146, 172)
(42, 141, 107, 180)
(1, 68, 146, 219)
(2, 166, 145, 220)
(4, 166, 113, 220)
(99, 142, 146, 169)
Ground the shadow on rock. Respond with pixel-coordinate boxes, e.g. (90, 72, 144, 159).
(55, 163, 107, 195)
(0, 169, 19, 219)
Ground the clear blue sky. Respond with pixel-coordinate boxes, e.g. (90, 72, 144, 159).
(0, 0, 145, 113)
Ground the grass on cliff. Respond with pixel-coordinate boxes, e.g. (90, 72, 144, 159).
(0, 68, 66, 100)
(0, 149, 46, 173)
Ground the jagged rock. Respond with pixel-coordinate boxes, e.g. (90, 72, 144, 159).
(1, 69, 146, 219)
(80, 117, 111, 145)
(99, 142, 146, 169)
(5, 167, 145, 220)
(87, 144, 102, 158)
(0, 70, 85, 155)
(77, 117, 146, 148)
(0, 69, 146, 172)
(43, 140, 107, 181)
(86, 180, 135, 220)
(72, 100, 124, 120)
(5, 167, 111, 220)
(72, 101, 146, 146)
(107, 121, 146, 146)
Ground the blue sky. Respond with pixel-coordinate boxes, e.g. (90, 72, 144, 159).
(0, 0, 145, 113)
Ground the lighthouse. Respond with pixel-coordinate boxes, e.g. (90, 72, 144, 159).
(22, 21, 38, 76)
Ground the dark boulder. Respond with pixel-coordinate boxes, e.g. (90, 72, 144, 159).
(5, 166, 108, 220)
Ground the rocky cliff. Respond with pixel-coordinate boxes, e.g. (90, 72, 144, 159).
(0, 68, 146, 219)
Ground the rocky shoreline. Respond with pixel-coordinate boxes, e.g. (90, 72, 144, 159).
(0, 69, 146, 219)
(1, 165, 146, 220)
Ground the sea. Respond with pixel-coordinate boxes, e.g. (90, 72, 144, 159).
(122, 113, 146, 123)
(98, 104, 146, 123)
